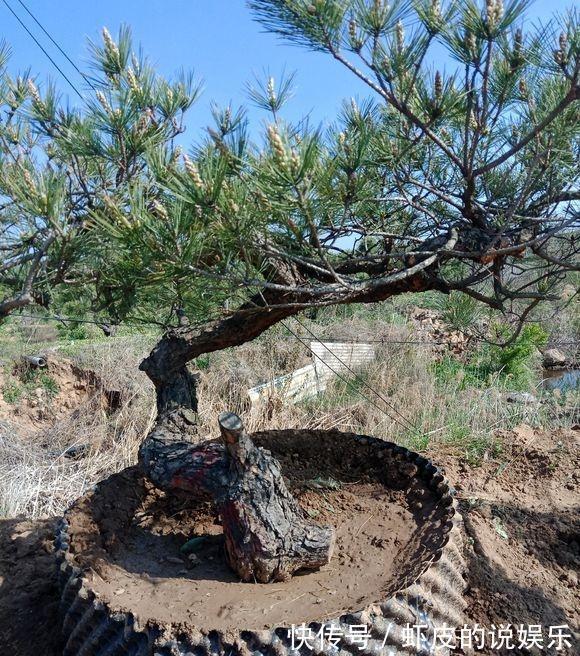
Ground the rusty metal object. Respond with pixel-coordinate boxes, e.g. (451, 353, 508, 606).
(55, 430, 467, 656)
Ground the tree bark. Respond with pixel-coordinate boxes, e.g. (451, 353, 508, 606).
(217, 412, 334, 582)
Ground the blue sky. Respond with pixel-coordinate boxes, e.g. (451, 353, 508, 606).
(1, 0, 574, 141)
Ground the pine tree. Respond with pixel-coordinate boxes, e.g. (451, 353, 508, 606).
(0, 3, 578, 582)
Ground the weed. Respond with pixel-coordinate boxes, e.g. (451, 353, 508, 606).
(2, 382, 22, 404)
(15, 367, 60, 400)
(57, 321, 88, 341)
(433, 324, 548, 392)
(195, 355, 211, 370)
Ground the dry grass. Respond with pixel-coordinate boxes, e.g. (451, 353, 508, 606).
(0, 336, 155, 518)
(0, 314, 577, 519)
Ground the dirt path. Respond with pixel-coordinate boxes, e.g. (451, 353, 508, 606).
(0, 425, 578, 655)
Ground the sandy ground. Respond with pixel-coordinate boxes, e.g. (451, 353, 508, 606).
(0, 424, 578, 655)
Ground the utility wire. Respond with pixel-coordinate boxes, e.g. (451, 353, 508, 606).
(14, 0, 99, 92)
(13, 312, 113, 326)
(291, 315, 418, 432)
(1, 0, 84, 99)
(11, 312, 579, 347)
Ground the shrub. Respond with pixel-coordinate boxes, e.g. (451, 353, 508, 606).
(2, 382, 22, 404)
(435, 292, 483, 333)
(56, 322, 88, 341)
(434, 323, 548, 391)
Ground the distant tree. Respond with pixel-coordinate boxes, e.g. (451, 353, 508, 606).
(0, 2, 578, 582)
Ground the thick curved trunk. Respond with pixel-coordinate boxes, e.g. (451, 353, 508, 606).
(138, 383, 335, 582)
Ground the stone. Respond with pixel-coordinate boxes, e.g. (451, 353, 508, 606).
(543, 348, 567, 368)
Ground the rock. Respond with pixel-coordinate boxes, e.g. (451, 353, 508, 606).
(543, 348, 567, 368)
(506, 392, 538, 405)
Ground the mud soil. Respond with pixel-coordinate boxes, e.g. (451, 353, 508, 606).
(63, 428, 444, 632)
(439, 424, 580, 651)
(0, 358, 121, 434)
(0, 425, 578, 655)
(79, 480, 417, 630)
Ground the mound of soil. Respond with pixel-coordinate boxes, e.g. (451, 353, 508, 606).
(0, 425, 577, 655)
(440, 424, 579, 649)
(63, 430, 446, 632)
(0, 358, 122, 433)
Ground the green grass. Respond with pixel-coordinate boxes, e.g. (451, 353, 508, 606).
(2, 381, 23, 404)
(433, 324, 548, 392)
(1, 365, 60, 404)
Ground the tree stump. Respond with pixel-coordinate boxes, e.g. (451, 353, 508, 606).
(217, 412, 335, 582)
(139, 411, 335, 583)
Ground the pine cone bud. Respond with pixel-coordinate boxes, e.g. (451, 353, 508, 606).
(136, 112, 150, 132)
(267, 125, 287, 164)
(486, 0, 495, 23)
(396, 21, 404, 52)
(556, 32, 568, 66)
(27, 80, 41, 105)
(183, 155, 205, 191)
(223, 107, 232, 131)
(126, 68, 140, 93)
(380, 56, 393, 80)
(434, 71, 443, 101)
(96, 90, 112, 114)
(152, 200, 168, 221)
(102, 27, 120, 59)
(559, 32, 567, 51)
(290, 150, 300, 173)
(518, 78, 528, 97)
(465, 31, 477, 58)
(267, 77, 276, 105)
(486, 0, 504, 27)
(348, 19, 358, 47)
(22, 168, 36, 195)
(171, 146, 183, 165)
